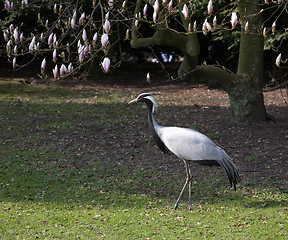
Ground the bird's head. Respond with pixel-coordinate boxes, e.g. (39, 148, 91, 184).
(128, 93, 158, 113)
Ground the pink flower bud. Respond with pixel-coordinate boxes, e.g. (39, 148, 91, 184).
(168, 0, 173, 11)
(41, 58, 46, 73)
(67, 63, 73, 73)
(101, 57, 111, 73)
(53, 65, 58, 78)
(213, 16, 217, 27)
(153, 11, 157, 23)
(82, 29, 87, 41)
(3, 31, 9, 42)
(103, 19, 111, 34)
(272, 21, 276, 34)
(125, 29, 129, 39)
(29, 36, 36, 52)
(154, 0, 159, 13)
(182, 4, 189, 20)
(53, 49, 57, 62)
(92, 32, 98, 47)
(13, 45, 17, 54)
(13, 57, 16, 69)
(48, 33, 53, 46)
(60, 64, 67, 76)
(108, 0, 113, 7)
(71, 18, 76, 28)
(135, 19, 139, 28)
(275, 53, 281, 67)
(207, 0, 213, 15)
(20, 33, 24, 42)
(79, 12, 85, 24)
(143, 4, 148, 16)
(101, 33, 109, 48)
(231, 12, 237, 29)
(13, 28, 19, 42)
(263, 27, 267, 37)
(9, 24, 14, 34)
(146, 72, 150, 83)
(245, 21, 249, 33)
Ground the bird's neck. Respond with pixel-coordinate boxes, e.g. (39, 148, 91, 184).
(146, 101, 168, 153)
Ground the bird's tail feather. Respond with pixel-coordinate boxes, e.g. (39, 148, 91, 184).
(218, 151, 240, 190)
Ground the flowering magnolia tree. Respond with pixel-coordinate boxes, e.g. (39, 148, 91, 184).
(1, 0, 287, 121)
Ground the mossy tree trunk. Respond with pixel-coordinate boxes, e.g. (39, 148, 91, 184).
(130, 0, 268, 122)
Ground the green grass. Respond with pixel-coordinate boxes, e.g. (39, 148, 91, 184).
(0, 79, 287, 239)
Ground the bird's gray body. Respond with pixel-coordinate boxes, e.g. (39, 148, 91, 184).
(129, 93, 240, 209)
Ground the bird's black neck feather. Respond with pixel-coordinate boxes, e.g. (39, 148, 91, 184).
(145, 100, 169, 153)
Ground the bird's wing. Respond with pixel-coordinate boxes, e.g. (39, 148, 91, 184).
(158, 126, 223, 161)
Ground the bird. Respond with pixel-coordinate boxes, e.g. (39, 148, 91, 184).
(129, 93, 240, 210)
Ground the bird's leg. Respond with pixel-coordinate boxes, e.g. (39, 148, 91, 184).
(187, 161, 193, 210)
(174, 160, 191, 210)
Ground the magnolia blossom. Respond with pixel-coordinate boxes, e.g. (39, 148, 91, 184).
(13, 57, 16, 69)
(143, 4, 148, 16)
(101, 34, 109, 48)
(263, 27, 267, 37)
(82, 29, 87, 41)
(41, 58, 46, 73)
(60, 64, 67, 76)
(103, 19, 111, 34)
(45, 20, 49, 29)
(3, 31, 9, 42)
(53, 49, 57, 62)
(188, 23, 191, 32)
(202, 19, 212, 35)
(245, 21, 249, 33)
(53, 65, 58, 78)
(20, 33, 24, 42)
(67, 63, 73, 73)
(193, 21, 197, 31)
(231, 12, 238, 29)
(135, 19, 139, 28)
(48, 33, 53, 46)
(29, 36, 36, 52)
(6, 40, 11, 54)
(122, 1, 126, 9)
(92, 32, 98, 47)
(9, 24, 14, 34)
(272, 21, 276, 33)
(79, 12, 85, 24)
(101, 57, 111, 73)
(153, 11, 157, 23)
(105, 12, 109, 20)
(146, 72, 150, 83)
(213, 16, 217, 27)
(13, 28, 19, 42)
(275, 53, 281, 67)
(182, 4, 189, 20)
(154, 0, 159, 13)
(125, 29, 130, 39)
(207, 0, 213, 15)
(108, 0, 113, 7)
(71, 18, 76, 29)
(13, 45, 17, 54)
(168, 0, 173, 11)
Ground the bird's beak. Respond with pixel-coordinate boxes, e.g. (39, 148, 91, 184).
(128, 98, 137, 104)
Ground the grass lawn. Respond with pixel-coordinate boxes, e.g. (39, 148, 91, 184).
(0, 79, 287, 239)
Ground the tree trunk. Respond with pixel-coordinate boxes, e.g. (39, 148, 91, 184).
(230, 0, 268, 121)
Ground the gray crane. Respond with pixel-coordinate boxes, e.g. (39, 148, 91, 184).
(129, 93, 240, 210)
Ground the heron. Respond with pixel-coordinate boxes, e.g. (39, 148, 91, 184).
(129, 93, 240, 210)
